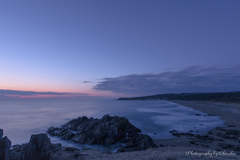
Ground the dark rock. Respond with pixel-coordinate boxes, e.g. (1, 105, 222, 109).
(228, 125, 236, 127)
(201, 144, 209, 147)
(196, 114, 201, 116)
(169, 130, 178, 133)
(207, 130, 214, 134)
(218, 142, 234, 149)
(53, 114, 142, 145)
(188, 130, 193, 132)
(11, 133, 61, 160)
(116, 134, 157, 152)
(48, 115, 156, 152)
(216, 133, 235, 139)
(47, 127, 75, 140)
(216, 127, 226, 131)
(26, 133, 54, 160)
(189, 141, 195, 144)
(208, 114, 216, 116)
(225, 129, 240, 135)
(234, 146, 240, 151)
(0, 129, 11, 160)
(64, 147, 80, 152)
(159, 144, 164, 147)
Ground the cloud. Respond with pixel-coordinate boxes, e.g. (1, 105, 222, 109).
(0, 94, 7, 98)
(93, 65, 240, 96)
(0, 89, 90, 98)
(82, 81, 94, 83)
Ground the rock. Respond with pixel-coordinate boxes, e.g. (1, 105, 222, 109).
(64, 147, 80, 152)
(25, 133, 54, 160)
(10, 133, 61, 160)
(169, 130, 178, 133)
(218, 142, 234, 149)
(189, 141, 195, 144)
(228, 125, 236, 127)
(208, 114, 216, 116)
(49, 114, 142, 145)
(216, 127, 226, 131)
(216, 133, 235, 139)
(47, 127, 75, 140)
(116, 134, 157, 152)
(195, 114, 201, 116)
(201, 144, 209, 147)
(225, 129, 240, 135)
(0, 129, 11, 160)
(48, 115, 157, 152)
(207, 130, 214, 134)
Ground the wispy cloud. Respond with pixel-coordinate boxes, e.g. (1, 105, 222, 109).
(0, 89, 90, 99)
(93, 65, 240, 96)
(82, 81, 94, 83)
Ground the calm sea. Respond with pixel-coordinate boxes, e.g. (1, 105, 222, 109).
(0, 99, 224, 151)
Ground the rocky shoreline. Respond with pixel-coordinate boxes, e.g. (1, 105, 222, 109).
(1, 115, 157, 160)
(2, 101, 240, 159)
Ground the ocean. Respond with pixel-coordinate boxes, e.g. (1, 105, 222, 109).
(0, 99, 224, 151)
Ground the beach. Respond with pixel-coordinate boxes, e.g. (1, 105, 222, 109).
(45, 100, 240, 159)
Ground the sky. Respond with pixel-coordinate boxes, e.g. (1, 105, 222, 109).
(0, 0, 240, 99)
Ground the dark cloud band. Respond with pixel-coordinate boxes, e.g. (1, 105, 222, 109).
(93, 65, 240, 96)
(0, 89, 89, 96)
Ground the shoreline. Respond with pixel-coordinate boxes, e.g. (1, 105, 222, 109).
(8, 100, 240, 159)
(151, 101, 240, 154)
(53, 101, 240, 159)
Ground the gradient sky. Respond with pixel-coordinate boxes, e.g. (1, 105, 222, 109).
(1, 0, 240, 98)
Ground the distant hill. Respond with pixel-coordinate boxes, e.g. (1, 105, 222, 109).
(117, 91, 240, 103)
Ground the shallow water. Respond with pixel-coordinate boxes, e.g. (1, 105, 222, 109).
(0, 99, 224, 152)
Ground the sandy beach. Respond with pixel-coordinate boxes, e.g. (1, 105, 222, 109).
(46, 100, 240, 160)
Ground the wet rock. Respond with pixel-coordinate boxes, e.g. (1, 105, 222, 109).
(0, 129, 11, 160)
(216, 127, 226, 131)
(207, 130, 214, 134)
(48, 115, 156, 152)
(64, 147, 80, 152)
(159, 144, 164, 147)
(201, 144, 209, 147)
(47, 127, 75, 140)
(189, 141, 195, 144)
(10, 134, 61, 160)
(116, 134, 157, 152)
(216, 133, 235, 139)
(26, 133, 54, 160)
(169, 130, 178, 133)
(208, 114, 216, 116)
(218, 142, 234, 149)
(225, 129, 240, 135)
(195, 114, 201, 116)
(227, 125, 236, 127)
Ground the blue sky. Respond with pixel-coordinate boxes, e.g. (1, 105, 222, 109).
(0, 0, 240, 98)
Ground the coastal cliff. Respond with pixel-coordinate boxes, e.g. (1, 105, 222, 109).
(117, 91, 240, 103)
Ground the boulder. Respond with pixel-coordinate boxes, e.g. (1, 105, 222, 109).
(117, 134, 157, 152)
(10, 133, 61, 160)
(25, 133, 53, 160)
(48, 114, 141, 145)
(48, 114, 157, 152)
(0, 129, 11, 160)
